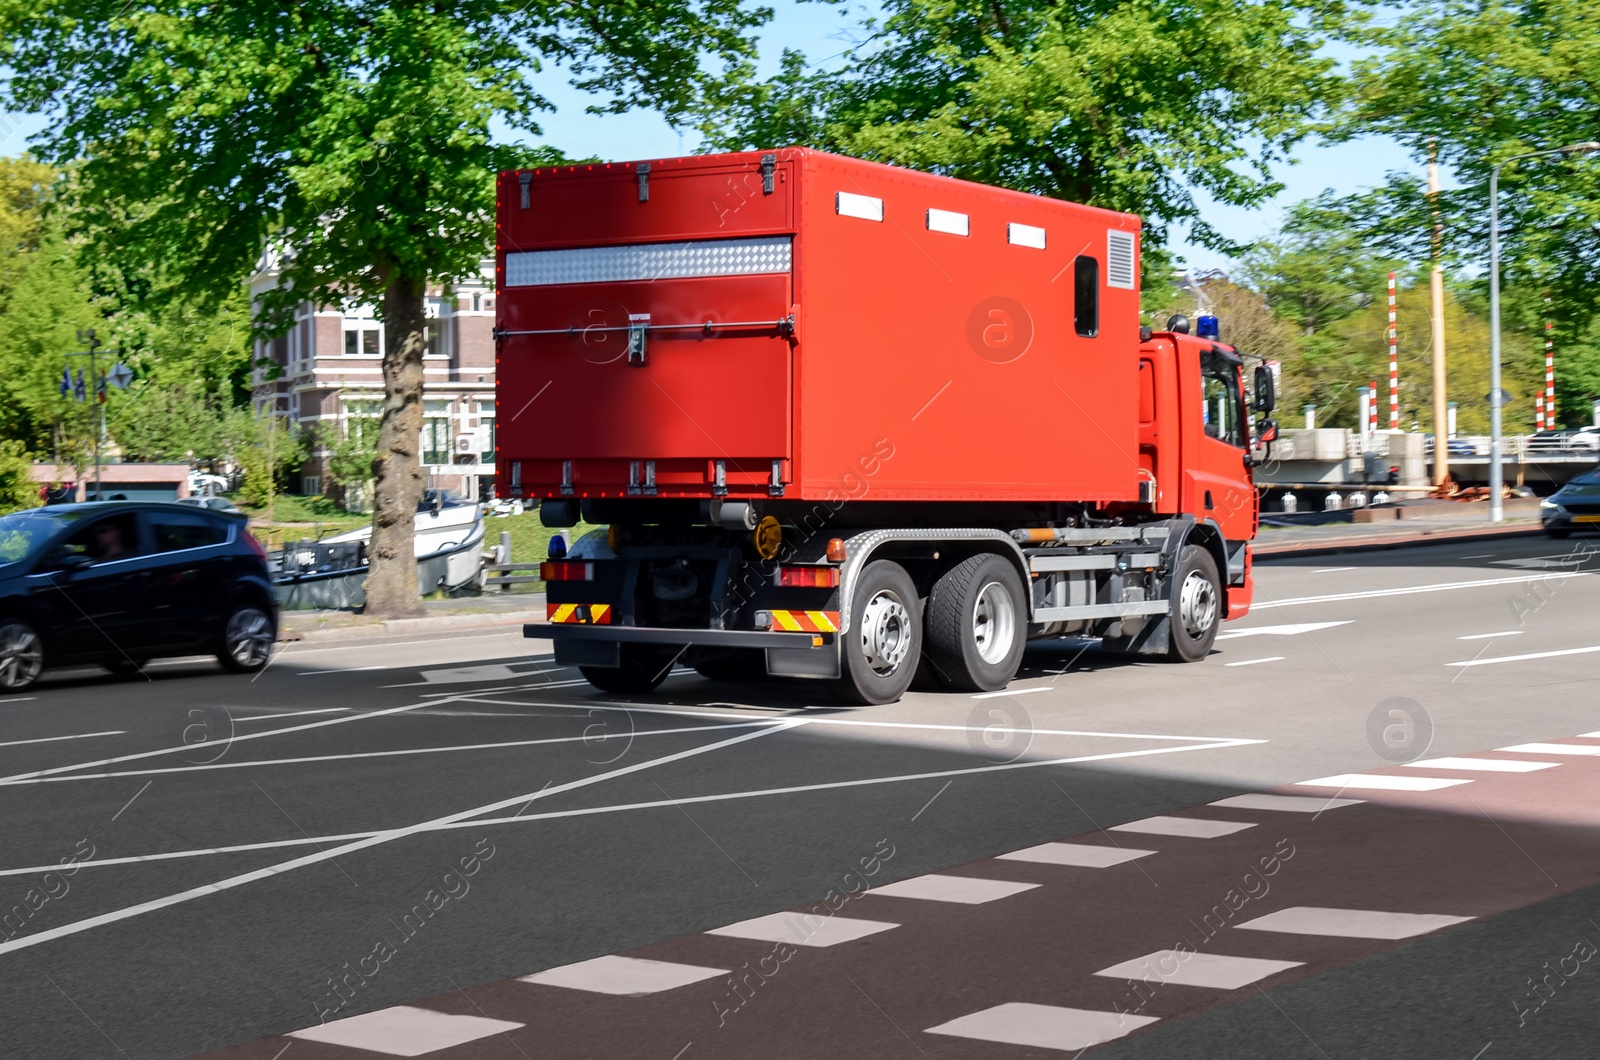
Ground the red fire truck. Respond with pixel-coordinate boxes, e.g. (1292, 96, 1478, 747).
(496, 148, 1276, 704)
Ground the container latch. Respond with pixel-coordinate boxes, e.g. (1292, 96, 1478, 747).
(760, 153, 776, 195)
(769, 459, 785, 497)
(636, 163, 650, 203)
(519, 171, 532, 209)
(627, 314, 650, 366)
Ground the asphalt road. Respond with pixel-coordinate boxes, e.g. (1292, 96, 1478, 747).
(3, 533, 1599, 1059)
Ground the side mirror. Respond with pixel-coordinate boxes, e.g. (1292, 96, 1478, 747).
(1256, 419, 1279, 444)
(1253, 365, 1276, 413)
(59, 553, 93, 573)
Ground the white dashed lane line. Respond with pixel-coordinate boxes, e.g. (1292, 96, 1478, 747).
(1458, 630, 1524, 640)
(1224, 656, 1284, 667)
(1401, 757, 1559, 773)
(1297, 774, 1472, 792)
(1448, 645, 1600, 667)
(0, 730, 124, 749)
(1215, 621, 1351, 640)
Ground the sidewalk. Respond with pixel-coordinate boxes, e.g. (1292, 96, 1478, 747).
(278, 591, 545, 642)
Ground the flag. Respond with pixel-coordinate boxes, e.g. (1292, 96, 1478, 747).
(96, 373, 107, 403)
(59, 367, 71, 396)
(72, 369, 86, 402)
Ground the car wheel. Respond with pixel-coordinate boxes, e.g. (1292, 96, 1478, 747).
(1164, 544, 1222, 662)
(0, 619, 44, 692)
(102, 658, 149, 677)
(827, 560, 922, 705)
(217, 604, 274, 673)
(922, 554, 1027, 692)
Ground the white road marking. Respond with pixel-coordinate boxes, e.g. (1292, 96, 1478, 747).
(865, 874, 1039, 904)
(0, 722, 799, 958)
(1209, 793, 1365, 813)
(0, 697, 37, 704)
(1457, 554, 1494, 560)
(708, 911, 899, 947)
(234, 707, 352, 723)
(1458, 631, 1523, 640)
(1448, 645, 1600, 667)
(296, 665, 387, 676)
(1312, 567, 1355, 573)
(1491, 555, 1587, 569)
(519, 955, 728, 996)
(1224, 657, 1285, 667)
(1260, 570, 1591, 609)
(456, 695, 1270, 746)
(0, 730, 124, 750)
(7, 722, 771, 785)
(289, 1006, 523, 1053)
(0, 733, 1263, 879)
(1109, 816, 1256, 838)
(927, 1003, 1157, 1051)
(1498, 742, 1600, 757)
(971, 687, 1052, 699)
(1236, 906, 1472, 940)
(1096, 951, 1302, 990)
(1402, 757, 1558, 773)
(1216, 622, 1351, 640)
(997, 843, 1156, 868)
(1579, 731, 1600, 739)
(1296, 773, 1471, 791)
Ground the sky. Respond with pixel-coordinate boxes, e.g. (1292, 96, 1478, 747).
(0, 0, 1440, 276)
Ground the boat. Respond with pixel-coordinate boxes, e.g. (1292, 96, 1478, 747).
(271, 489, 487, 610)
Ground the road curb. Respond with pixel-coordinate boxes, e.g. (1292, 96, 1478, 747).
(1255, 522, 1545, 560)
(280, 605, 546, 643)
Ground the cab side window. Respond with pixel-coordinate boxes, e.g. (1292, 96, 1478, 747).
(56, 514, 141, 564)
(149, 511, 228, 553)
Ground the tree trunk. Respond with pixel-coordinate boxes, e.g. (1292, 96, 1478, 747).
(364, 270, 428, 618)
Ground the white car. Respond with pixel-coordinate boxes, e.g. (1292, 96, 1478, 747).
(176, 495, 243, 515)
(1571, 426, 1600, 451)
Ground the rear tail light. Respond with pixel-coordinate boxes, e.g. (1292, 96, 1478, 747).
(243, 531, 268, 560)
(777, 565, 840, 588)
(540, 560, 594, 581)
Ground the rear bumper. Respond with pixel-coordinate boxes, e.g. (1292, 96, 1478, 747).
(526, 624, 830, 650)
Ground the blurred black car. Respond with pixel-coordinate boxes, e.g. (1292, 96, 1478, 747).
(1541, 467, 1600, 539)
(0, 502, 278, 691)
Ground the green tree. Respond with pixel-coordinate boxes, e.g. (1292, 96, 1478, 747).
(2, 1, 766, 615)
(700, 0, 1346, 256)
(0, 440, 39, 514)
(224, 410, 307, 511)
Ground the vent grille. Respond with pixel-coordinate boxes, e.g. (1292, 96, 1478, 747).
(505, 236, 792, 287)
(1106, 229, 1136, 289)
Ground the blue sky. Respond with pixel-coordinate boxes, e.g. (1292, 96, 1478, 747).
(1, 0, 1437, 275)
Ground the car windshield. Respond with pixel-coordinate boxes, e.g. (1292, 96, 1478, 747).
(0, 510, 75, 567)
(1569, 469, 1600, 486)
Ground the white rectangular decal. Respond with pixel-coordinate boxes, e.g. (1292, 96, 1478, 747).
(926, 208, 969, 236)
(1007, 223, 1046, 249)
(1106, 228, 1136, 289)
(836, 191, 884, 222)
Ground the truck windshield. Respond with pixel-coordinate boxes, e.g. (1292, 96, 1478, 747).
(1201, 350, 1245, 448)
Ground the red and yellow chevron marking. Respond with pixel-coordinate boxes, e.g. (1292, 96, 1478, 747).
(770, 609, 839, 634)
(547, 603, 612, 625)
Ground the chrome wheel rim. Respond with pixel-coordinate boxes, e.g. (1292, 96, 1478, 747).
(859, 589, 912, 676)
(226, 608, 273, 668)
(0, 624, 42, 689)
(1178, 570, 1218, 639)
(971, 581, 1017, 665)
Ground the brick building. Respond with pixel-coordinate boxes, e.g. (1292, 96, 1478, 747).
(249, 253, 498, 504)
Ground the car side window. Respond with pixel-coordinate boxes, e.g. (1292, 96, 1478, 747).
(149, 511, 228, 553)
(55, 514, 142, 564)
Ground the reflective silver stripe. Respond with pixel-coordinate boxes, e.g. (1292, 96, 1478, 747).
(1107, 229, 1136, 289)
(506, 236, 792, 287)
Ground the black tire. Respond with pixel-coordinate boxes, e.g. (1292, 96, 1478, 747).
(692, 649, 769, 683)
(827, 560, 922, 706)
(580, 643, 682, 695)
(216, 603, 275, 673)
(1164, 544, 1222, 662)
(923, 554, 1027, 692)
(0, 618, 44, 692)
(1546, 527, 1572, 540)
(102, 658, 149, 677)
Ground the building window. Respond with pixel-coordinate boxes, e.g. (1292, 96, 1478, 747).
(479, 417, 495, 464)
(302, 475, 322, 497)
(344, 325, 381, 356)
(422, 399, 452, 465)
(425, 296, 450, 359)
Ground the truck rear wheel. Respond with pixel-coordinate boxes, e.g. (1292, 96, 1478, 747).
(827, 560, 921, 706)
(923, 554, 1026, 692)
(580, 644, 682, 695)
(1164, 544, 1222, 662)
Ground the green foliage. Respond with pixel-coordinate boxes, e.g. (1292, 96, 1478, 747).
(224, 411, 307, 509)
(0, 440, 38, 514)
(700, 0, 1346, 253)
(324, 419, 381, 492)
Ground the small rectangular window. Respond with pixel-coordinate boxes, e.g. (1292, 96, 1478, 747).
(344, 330, 357, 356)
(835, 191, 884, 222)
(926, 208, 969, 236)
(1007, 223, 1046, 249)
(362, 329, 380, 356)
(1074, 256, 1099, 337)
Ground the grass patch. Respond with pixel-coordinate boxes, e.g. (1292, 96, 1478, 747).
(238, 493, 367, 550)
(479, 514, 600, 592)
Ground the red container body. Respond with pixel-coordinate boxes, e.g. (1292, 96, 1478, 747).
(496, 148, 1142, 504)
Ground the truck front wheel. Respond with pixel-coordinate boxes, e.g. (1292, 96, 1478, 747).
(1165, 544, 1222, 662)
(580, 644, 682, 695)
(827, 561, 922, 705)
(923, 554, 1026, 692)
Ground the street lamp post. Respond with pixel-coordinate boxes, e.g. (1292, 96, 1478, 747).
(1488, 141, 1600, 521)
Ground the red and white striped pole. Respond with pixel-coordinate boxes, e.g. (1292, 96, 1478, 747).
(1544, 298, 1556, 426)
(1536, 393, 1546, 431)
(1369, 379, 1379, 436)
(1387, 272, 1399, 429)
